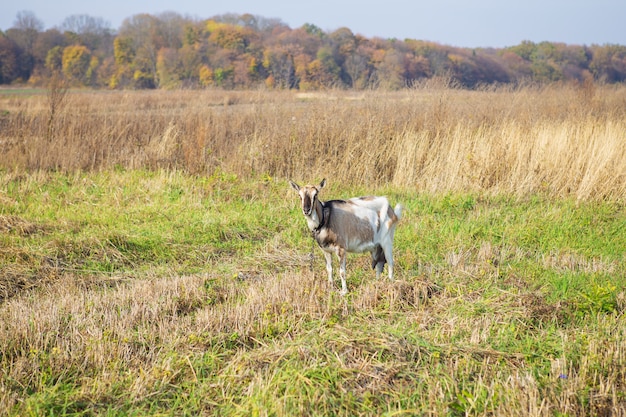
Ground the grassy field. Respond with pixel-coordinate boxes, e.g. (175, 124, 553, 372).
(1, 170, 625, 416)
(1, 85, 625, 415)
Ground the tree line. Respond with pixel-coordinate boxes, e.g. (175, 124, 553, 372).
(1, 10, 626, 89)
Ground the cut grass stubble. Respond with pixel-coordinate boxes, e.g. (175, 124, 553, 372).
(0, 169, 625, 415)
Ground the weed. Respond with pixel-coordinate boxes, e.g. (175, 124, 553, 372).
(578, 281, 619, 315)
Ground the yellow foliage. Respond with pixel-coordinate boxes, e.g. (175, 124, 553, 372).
(248, 57, 258, 75)
(205, 19, 227, 33)
(199, 65, 214, 87)
(372, 49, 386, 63)
(109, 74, 119, 89)
(448, 53, 464, 64)
(62, 45, 91, 84)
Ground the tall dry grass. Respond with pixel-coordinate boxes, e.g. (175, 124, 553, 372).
(1, 82, 625, 201)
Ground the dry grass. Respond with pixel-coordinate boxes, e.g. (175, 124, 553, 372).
(0, 168, 624, 414)
(1, 83, 625, 201)
(1, 267, 624, 415)
(1, 84, 625, 415)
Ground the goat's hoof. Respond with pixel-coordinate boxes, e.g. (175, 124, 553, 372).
(339, 289, 348, 296)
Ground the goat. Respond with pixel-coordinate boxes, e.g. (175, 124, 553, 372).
(290, 179, 402, 295)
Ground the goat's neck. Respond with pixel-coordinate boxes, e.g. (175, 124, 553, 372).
(306, 198, 325, 232)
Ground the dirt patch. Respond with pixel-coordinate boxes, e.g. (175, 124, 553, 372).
(0, 215, 46, 236)
(355, 277, 440, 311)
(0, 263, 59, 302)
(517, 292, 572, 326)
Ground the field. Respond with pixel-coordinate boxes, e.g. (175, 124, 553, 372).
(1, 83, 625, 416)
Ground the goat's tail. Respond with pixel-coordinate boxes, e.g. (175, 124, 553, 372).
(394, 204, 403, 222)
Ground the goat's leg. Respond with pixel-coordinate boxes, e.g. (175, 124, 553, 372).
(337, 249, 348, 295)
(371, 246, 386, 279)
(323, 251, 333, 287)
(375, 261, 385, 278)
(382, 242, 394, 280)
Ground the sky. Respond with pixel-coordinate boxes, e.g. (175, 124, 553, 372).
(1, 0, 625, 48)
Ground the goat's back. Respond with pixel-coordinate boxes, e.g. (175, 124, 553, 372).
(349, 196, 400, 224)
(348, 195, 388, 211)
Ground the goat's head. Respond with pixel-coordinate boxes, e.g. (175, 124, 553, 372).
(289, 178, 326, 216)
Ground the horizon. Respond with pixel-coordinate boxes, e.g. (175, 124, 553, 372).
(2, 1, 626, 49)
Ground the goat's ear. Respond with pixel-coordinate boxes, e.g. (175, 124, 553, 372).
(289, 180, 300, 192)
(319, 178, 326, 189)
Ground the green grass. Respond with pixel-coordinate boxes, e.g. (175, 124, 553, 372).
(1, 169, 625, 416)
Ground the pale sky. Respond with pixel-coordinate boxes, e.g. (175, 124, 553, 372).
(2, 0, 625, 48)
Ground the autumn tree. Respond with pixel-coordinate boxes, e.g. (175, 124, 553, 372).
(177, 44, 202, 86)
(180, 23, 208, 87)
(270, 26, 321, 88)
(343, 38, 373, 89)
(5, 11, 44, 82)
(207, 20, 256, 52)
(11, 10, 43, 52)
(529, 42, 564, 82)
(155, 12, 185, 50)
(559, 45, 592, 80)
(408, 40, 453, 79)
(374, 48, 405, 89)
(32, 29, 66, 70)
(212, 13, 286, 34)
(110, 36, 134, 88)
(156, 47, 182, 88)
(499, 50, 532, 82)
(95, 56, 116, 87)
(198, 64, 213, 87)
(328, 27, 355, 84)
(114, 12, 190, 88)
(306, 46, 341, 88)
(302, 23, 324, 38)
(45, 46, 63, 72)
(118, 14, 162, 88)
(508, 40, 536, 61)
(203, 19, 265, 88)
(60, 14, 113, 55)
(589, 44, 626, 83)
(506, 41, 565, 83)
(3, 10, 626, 89)
(263, 44, 298, 88)
(0, 34, 20, 83)
(184, 22, 203, 47)
(62, 45, 91, 85)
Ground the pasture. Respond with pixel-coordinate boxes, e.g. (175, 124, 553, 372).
(0, 84, 625, 415)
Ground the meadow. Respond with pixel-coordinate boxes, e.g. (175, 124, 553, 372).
(0, 82, 625, 415)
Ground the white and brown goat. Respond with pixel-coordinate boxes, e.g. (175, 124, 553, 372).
(290, 179, 402, 295)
